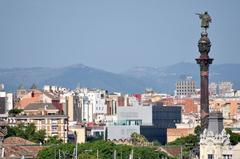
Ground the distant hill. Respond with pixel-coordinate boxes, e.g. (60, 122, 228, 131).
(0, 63, 239, 94)
(123, 62, 240, 93)
(0, 64, 147, 93)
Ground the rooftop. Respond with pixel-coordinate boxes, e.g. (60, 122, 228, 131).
(24, 103, 57, 110)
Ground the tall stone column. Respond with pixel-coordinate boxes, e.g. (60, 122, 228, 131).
(196, 32, 213, 132)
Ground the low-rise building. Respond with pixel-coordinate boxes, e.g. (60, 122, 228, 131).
(107, 104, 181, 144)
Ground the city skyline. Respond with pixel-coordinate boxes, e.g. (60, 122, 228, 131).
(1, 1, 240, 158)
(1, 0, 240, 72)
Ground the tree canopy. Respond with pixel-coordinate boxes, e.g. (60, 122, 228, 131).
(131, 132, 148, 146)
(45, 136, 63, 145)
(225, 128, 240, 145)
(167, 126, 200, 158)
(8, 108, 23, 116)
(6, 123, 45, 144)
(37, 140, 174, 159)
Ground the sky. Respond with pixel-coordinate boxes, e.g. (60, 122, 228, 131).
(0, 0, 240, 73)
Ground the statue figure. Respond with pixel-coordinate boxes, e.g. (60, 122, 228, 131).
(196, 11, 212, 32)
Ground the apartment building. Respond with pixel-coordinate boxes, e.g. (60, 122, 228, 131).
(8, 103, 68, 143)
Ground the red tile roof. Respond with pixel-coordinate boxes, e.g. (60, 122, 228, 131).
(3, 137, 44, 158)
(157, 146, 182, 157)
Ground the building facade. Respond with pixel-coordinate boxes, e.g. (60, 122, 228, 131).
(175, 76, 196, 97)
(8, 103, 68, 143)
(200, 112, 234, 159)
(107, 105, 181, 144)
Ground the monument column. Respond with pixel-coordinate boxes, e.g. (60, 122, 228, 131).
(195, 12, 213, 132)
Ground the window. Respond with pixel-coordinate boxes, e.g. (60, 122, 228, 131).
(52, 125, 58, 132)
(223, 154, 232, 159)
(237, 105, 240, 113)
(51, 119, 58, 124)
(208, 154, 214, 159)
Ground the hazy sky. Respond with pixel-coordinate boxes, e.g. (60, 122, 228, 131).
(1, 0, 240, 72)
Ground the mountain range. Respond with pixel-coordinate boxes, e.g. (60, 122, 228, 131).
(0, 63, 239, 94)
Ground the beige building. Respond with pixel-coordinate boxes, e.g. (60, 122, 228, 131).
(8, 103, 68, 143)
(69, 125, 86, 144)
(210, 98, 240, 123)
(66, 95, 82, 122)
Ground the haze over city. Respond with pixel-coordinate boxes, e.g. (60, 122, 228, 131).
(1, 0, 240, 72)
(1, 1, 240, 159)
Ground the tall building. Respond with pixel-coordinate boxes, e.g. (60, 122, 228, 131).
(66, 95, 81, 122)
(82, 90, 107, 123)
(219, 82, 233, 96)
(175, 76, 196, 97)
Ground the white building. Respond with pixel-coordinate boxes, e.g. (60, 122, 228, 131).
(5, 93, 13, 112)
(107, 125, 140, 140)
(200, 112, 235, 159)
(0, 88, 13, 114)
(219, 82, 234, 96)
(107, 104, 152, 141)
(70, 88, 108, 123)
(209, 82, 218, 96)
(116, 105, 152, 125)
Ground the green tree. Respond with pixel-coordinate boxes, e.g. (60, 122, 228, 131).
(167, 126, 201, 158)
(6, 123, 46, 143)
(194, 125, 201, 137)
(31, 129, 46, 144)
(8, 108, 23, 116)
(45, 136, 63, 145)
(78, 153, 95, 159)
(131, 132, 148, 146)
(225, 128, 240, 145)
(37, 140, 174, 159)
(37, 143, 75, 159)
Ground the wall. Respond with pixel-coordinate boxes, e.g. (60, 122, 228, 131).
(107, 125, 140, 140)
(117, 105, 152, 125)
